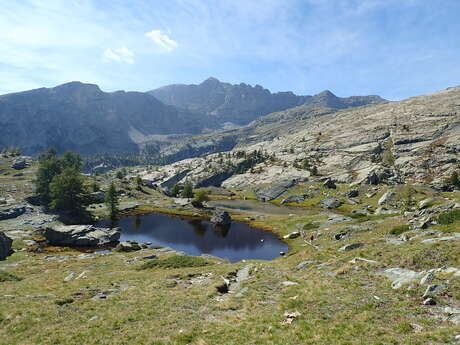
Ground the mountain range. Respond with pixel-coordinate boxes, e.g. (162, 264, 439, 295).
(0, 78, 386, 156)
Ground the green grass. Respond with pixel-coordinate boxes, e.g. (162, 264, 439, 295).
(389, 224, 410, 235)
(302, 222, 320, 230)
(437, 209, 460, 225)
(0, 271, 22, 282)
(138, 255, 212, 270)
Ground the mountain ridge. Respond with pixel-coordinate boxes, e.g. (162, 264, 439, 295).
(149, 77, 387, 125)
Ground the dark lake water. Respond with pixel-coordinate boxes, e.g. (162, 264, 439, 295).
(97, 213, 287, 263)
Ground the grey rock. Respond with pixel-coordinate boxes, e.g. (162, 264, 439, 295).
(423, 297, 436, 305)
(210, 210, 231, 226)
(334, 230, 350, 240)
(319, 197, 342, 209)
(255, 179, 295, 201)
(295, 260, 312, 270)
(420, 272, 435, 285)
(281, 194, 306, 204)
(10, 159, 27, 170)
(283, 231, 300, 239)
(0, 232, 13, 260)
(44, 225, 121, 246)
(90, 191, 105, 203)
(422, 284, 446, 298)
(380, 268, 425, 289)
(0, 205, 27, 220)
(344, 189, 359, 198)
(418, 198, 434, 210)
(322, 178, 337, 189)
(339, 243, 364, 251)
(378, 189, 396, 206)
(422, 233, 460, 244)
(114, 241, 143, 252)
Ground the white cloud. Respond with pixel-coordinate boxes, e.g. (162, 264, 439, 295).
(145, 30, 178, 52)
(103, 47, 135, 64)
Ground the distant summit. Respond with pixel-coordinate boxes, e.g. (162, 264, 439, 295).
(150, 78, 387, 125)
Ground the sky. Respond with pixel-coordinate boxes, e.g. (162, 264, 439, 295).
(1, 0, 459, 100)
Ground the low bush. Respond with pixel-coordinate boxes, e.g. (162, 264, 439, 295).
(389, 224, 410, 235)
(138, 255, 211, 270)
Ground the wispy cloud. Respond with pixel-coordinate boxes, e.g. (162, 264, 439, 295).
(104, 47, 135, 64)
(145, 30, 178, 53)
(0, 0, 459, 100)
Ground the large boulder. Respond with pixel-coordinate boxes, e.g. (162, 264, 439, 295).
(378, 189, 396, 206)
(281, 194, 306, 204)
(10, 159, 28, 170)
(44, 225, 121, 246)
(210, 210, 231, 226)
(0, 205, 27, 220)
(319, 197, 342, 209)
(90, 191, 106, 204)
(322, 178, 337, 189)
(255, 179, 295, 201)
(0, 232, 13, 260)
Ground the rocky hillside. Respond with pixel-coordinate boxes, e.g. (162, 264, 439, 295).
(141, 86, 460, 189)
(0, 82, 218, 155)
(149, 77, 386, 126)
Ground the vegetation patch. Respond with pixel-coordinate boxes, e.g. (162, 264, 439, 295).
(302, 222, 319, 230)
(389, 224, 410, 235)
(138, 255, 212, 270)
(0, 271, 22, 282)
(437, 209, 460, 225)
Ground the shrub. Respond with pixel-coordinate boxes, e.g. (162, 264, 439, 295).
(138, 255, 211, 270)
(438, 209, 460, 225)
(389, 224, 410, 235)
(0, 271, 22, 282)
(303, 222, 319, 230)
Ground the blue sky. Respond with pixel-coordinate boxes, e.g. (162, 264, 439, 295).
(1, 0, 459, 100)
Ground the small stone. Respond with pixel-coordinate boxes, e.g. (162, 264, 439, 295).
(422, 284, 446, 298)
(210, 210, 232, 226)
(283, 231, 300, 239)
(295, 261, 311, 270)
(420, 272, 435, 285)
(322, 179, 337, 189)
(423, 297, 436, 305)
(64, 272, 75, 282)
(339, 243, 364, 251)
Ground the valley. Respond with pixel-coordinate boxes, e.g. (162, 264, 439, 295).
(0, 83, 460, 344)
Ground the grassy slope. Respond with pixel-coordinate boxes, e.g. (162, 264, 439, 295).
(1, 159, 460, 344)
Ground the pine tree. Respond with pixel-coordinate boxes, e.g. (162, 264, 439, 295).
(171, 183, 180, 197)
(181, 184, 194, 198)
(451, 171, 460, 187)
(105, 182, 119, 224)
(135, 175, 143, 191)
(34, 150, 62, 205)
(49, 168, 89, 213)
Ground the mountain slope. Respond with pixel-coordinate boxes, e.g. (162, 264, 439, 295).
(0, 82, 218, 155)
(141, 86, 460, 188)
(149, 77, 386, 126)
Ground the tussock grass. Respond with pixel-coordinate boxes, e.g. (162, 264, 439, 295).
(389, 224, 410, 235)
(0, 271, 22, 282)
(438, 209, 460, 225)
(138, 255, 211, 270)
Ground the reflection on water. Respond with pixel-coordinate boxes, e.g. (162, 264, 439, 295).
(97, 212, 287, 263)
